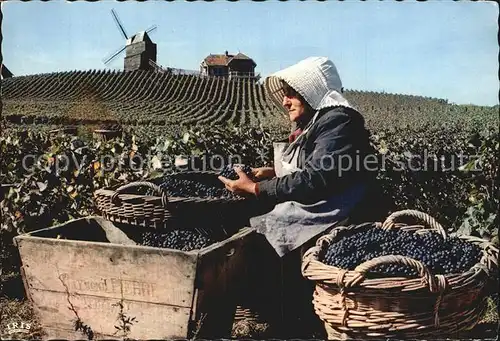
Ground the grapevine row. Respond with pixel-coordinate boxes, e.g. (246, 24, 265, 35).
(2, 69, 497, 131)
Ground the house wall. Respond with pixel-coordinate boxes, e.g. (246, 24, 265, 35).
(228, 60, 255, 74)
(208, 66, 229, 76)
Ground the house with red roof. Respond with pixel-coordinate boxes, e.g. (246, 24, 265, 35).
(200, 51, 258, 79)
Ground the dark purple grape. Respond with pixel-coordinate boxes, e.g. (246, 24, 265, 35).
(321, 224, 482, 277)
(140, 228, 214, 251)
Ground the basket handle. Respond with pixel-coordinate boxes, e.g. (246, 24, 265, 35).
(382, 210, 447, 239)
(111, 181, 168, 207)
(345, 255, 447, 294)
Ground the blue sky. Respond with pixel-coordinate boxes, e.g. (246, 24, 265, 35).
(2, 0, 498, 106)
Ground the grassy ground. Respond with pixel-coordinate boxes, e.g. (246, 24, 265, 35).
(229, 296, 499, 339)
(1, 273, 498, 340)
(0, 296, 498, 339)
(1, 231, 498, 340)
(0, 298, 45, 340)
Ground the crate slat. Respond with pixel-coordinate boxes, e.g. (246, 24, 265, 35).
(30, 289, 191, 339)
(16, 237, 197, 308)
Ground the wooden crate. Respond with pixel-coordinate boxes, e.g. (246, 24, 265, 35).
(13, 216, 255, 340)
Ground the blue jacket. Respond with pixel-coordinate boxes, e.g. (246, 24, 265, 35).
(257, 106, 376, 205)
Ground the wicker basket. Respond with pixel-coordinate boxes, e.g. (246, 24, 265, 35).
(301, 209, 499, 340)
(48, 126, 78, 135)
(93, 171, 253, 230)
(234, 305, 262, 322)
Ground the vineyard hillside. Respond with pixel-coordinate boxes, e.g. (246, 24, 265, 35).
(2, 69, 498, 134)
(2, 69, 287, 130)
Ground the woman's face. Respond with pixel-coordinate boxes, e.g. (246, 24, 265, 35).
(282, 91, 306, 123)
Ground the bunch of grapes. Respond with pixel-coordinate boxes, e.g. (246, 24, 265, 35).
(156, 177, 230, 198)
(140, 228, 214, 251)
(321, 224, 482, 277)
(146, 164, 257, 199)
(218, 164, 257, 181)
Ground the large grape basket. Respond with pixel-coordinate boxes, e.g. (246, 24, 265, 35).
(93, 171, 256, 230)
(301, 209, 499, 340)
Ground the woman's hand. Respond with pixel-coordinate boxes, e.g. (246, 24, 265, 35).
(251, 167, 276, 180)
(218, 166, 258, 196)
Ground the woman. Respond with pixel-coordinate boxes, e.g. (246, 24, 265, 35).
(219, 57, 381, 337)
(219, 56, 378, 257)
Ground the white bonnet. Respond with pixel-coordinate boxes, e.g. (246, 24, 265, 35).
(264, 56, 353, 113)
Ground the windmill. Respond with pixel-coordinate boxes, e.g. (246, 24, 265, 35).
(103, 9, 158, 72)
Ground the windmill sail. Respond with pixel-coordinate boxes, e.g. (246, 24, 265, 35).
(111, 9, 128, 40)
(145, 25, 157, 34)
(103, 45, 127, 65)
(103, 8, 158, 70)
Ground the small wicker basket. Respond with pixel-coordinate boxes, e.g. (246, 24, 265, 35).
(48, 126, 78, 135)
(234, 305, 263, 322)
(93, 171, 252, 230)
(93, 128, 122, 141)
(301, 209, 499, 340)
(232, 306, 271, 338)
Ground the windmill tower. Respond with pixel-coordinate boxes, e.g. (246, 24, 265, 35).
(124, 31, 157, 72)
(103, 9, 157, 72)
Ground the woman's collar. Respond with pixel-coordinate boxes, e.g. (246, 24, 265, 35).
(295, 111, 315, 129)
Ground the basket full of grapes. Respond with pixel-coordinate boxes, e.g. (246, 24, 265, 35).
(301, 209, 498, 340)
(93, 165, 259, 230)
